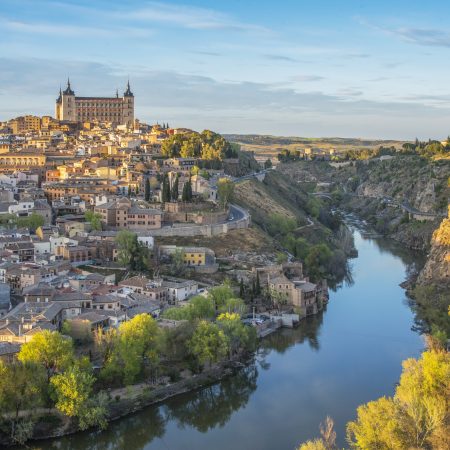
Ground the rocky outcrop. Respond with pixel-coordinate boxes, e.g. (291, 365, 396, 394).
(418, 207, 450, 285)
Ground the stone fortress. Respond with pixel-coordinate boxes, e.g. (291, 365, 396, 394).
(55, 79, 134, 127)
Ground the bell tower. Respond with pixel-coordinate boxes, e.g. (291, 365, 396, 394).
(59, 79, 76, 121)
(122, 80, 134, 128)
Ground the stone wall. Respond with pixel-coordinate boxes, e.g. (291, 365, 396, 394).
(147, 204, 250, 237)
(165, 209, 228, 224)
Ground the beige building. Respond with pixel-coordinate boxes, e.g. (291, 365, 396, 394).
(94, 197, 162, 230)
(55, 79, 134, 127)
(0, 152, 46, 168)
(8, 115, 42, 134)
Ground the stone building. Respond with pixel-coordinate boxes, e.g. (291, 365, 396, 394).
(94, 197, 162, 230)
(55, 79, 134, 127)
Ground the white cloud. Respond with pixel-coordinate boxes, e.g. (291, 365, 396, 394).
(1, 57, 450, 140)
(112, 1, 270, 33)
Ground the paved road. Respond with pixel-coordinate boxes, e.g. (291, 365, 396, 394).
(232, 168, 273, 183)
(346, 192, 445, 218)
(228, 203, 246, 221)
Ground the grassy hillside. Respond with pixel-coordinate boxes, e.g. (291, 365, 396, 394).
(277, 156, 449, 250)
(234, 171, 356, 285)
(276, 156, 450, 339)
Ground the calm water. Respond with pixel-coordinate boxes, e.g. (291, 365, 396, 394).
(36, 231, 424, 450)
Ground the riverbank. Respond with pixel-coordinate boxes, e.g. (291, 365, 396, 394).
(30, 230, 424, 450)
(3, 360, 249, 447)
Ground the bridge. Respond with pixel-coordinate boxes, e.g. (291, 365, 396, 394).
(309, 192, 333, 200)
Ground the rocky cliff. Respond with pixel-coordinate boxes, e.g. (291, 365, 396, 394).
(418, 206, 450, 285)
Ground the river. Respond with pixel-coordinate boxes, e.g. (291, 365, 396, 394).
(35, 230, 425, 449)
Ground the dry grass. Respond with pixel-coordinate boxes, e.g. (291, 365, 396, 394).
(156, 227, 277, 257)
(234, 179, 296, 219)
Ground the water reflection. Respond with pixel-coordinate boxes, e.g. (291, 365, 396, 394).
(370, 236, 425, 270)
(164, 365, 258, 433)
(28, 231, 425, 450)
(261, 311, 324, 355)
(34, 365, 258, 450)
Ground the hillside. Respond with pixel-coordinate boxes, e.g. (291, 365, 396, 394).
(233, 171, 356, 285)
(277, 155, 449, 251)
(275, 155, 450, 337)
(225, 134, 405, 156)
(418, 207, 450, 285)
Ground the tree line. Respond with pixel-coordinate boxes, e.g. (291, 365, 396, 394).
(161, 130, 237, 160)
(0, 283, 256, 445)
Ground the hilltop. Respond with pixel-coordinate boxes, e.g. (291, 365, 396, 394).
(224, 134, 406, 163)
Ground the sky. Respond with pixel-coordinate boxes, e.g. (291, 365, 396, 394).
(2, 0, 450, 139)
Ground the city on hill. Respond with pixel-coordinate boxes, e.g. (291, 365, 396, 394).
(0, 78, 448, 448)
(0, 73, 449, 449)
(1, 0, 450, 447)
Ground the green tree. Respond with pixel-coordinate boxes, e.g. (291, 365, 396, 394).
(305, 244, 332, 282)
(208, 283, 234, 311)
(94, 327, 117, 366)
(217, 313, 257, 359)
(346, 349, 450, 450)
(182, 176, 193, 202)
(189, 295, 216, 319)
(161, 306, 192, 321)
(218, 297, 247, 316)
(162, 173, 171, 202)
(276, 252, 288, 264)
(297, 440, 327, 450)
(50, 363, 98, 421)
(161, 321, 196, 363)
(115, 230, 138, 267)
(264, 158, 272, 169)
(239, 278, 245, 298)
(217, 178, 235, 209)
(171, 173, 179, 201)
(267, 213, 297, 236)
(170, 247, 186, 276)
(144, 177, 151, 202)
(14, 213, 45, 232)
(0, 361, 46, 444)
(188, 321, 229, 368)
(18, 330, 74, 382)
(255, 272, 261, 296)
(104, 314, 160, 385)
(84, 210, 102, 231)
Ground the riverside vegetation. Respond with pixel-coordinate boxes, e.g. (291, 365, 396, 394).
(0, 284, 256, 446)
(297, 338, 450, 450)
(234, 170, 357, 286)
(275, 151, 449, 343)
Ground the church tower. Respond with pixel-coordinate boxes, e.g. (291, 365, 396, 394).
(56, 79, 76, 121)
(122, 80, 134, 128)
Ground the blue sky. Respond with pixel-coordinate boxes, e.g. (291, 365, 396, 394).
(2, 0, 450, 139)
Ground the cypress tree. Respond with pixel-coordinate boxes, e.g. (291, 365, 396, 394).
(162, 174, 171, 202)
(144, 177, 150, 201)
(181, 177, 192, 202)
(256, 272, 261, 295)
(182, 181, 188, 202)
(171, 173, 179, 201)
(239, 279, 244, 298)
(186, 176, 193, 200)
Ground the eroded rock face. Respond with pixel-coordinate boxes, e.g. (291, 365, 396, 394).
(418, 207, 450, 285)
